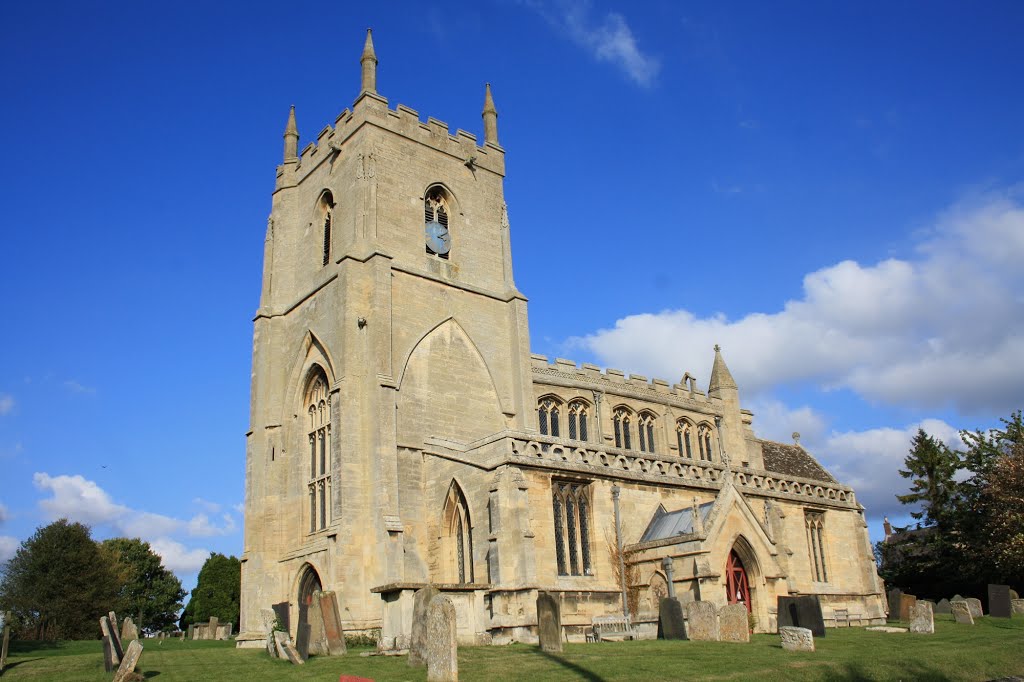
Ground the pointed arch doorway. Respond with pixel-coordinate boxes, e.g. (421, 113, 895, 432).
(297, 565, 325, 650)
(725, 549, 752, 614)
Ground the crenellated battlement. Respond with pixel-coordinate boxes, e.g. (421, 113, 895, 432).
(529, 353, 710, 404)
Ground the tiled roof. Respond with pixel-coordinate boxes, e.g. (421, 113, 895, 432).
(760, 440, 837, 483)
(639, 502, 716, 542)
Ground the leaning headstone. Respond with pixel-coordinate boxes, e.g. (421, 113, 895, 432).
(1012, 599, 1024, 616)
(988, 585, 1012, 619)
(272, 602, 290, 634)
(966, 598, 983, 618)
(100, 616, 123, 665)
(108, 612, 125, 658)
(886, 588, 903, 621)
(121, 616, 139, 642)
(658, 598, 686, 640)
(317, 590, 347, 656)
(719, 604, 750, 643)
(898, 594, 918, 622)
(909, 602, 934, 634)
(102, 635, 114, 673)
(951, 600, 974, 625)
(777, 596, 826, 637)
(259, 608, 277, 657)
(779, 626, 814, 652)
(408, 585, 440, 667)
(294, 623, 311, 662)
(426, 595, 458, 682)
(934, 598, 952, 615)
(274, 630, 303, 665)
(536, 592, 562, 653)
(112, 639, 144, 682)
(1, 611, 12, 674)
(684, 600, 719, 642)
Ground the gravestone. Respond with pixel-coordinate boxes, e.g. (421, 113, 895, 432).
(208, 616, 219, 640)
(259, 608, 277, 657)
(658, 598, 686, 640)
(187, 623, 195, 640)
(274, 630, 303, 665)
(121, 616, 139, 641)
(100, 616, 123, 665)
(886, 588, 902, 621)
(272, 602, 290, 634)
(1011, 589, 1019, 600)
(934, 598, 952, 614)
(776, 596, 826, 637)
(909, 601, 934, 634)
(1, 611, 12, 674)
(966, 598, 983, 618)
(108, 612, 124, 658)
(317, 590, 347, 656)
(779, 626, 814, 652)
(988, 585, 1012, 619)
(951, 600, 974, 625)
(102, 635, 114, 673)
(408, 585, 440, 667)
(1010, 599, 1024, 615)
(536, 591, 563, 653)
(294, 623, 311, 661)
(684, 600, 719, 642)
(719, 604, 750, 643)
(112, 639, 144, 682)
(425, 595, 458, 682)
(899, 594, 918, 622)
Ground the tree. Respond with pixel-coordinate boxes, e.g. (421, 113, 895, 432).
(896, 429, 960, 527)
(101, 538, 185, 634)
(975, 438, 1024, 585)
(182, 553, 240, 628)
(0, 519, 119, 640)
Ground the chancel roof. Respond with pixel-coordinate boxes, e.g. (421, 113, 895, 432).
(760, 440, 837, 483)
(639, 502, 715, 543)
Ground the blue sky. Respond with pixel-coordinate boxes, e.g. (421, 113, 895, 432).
(1, 1, 1022, 594)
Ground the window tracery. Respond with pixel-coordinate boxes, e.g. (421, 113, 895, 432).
(305, 370, 332, 533)
(552, 481, 592, 576)
(567, 400, 589, 442)
(697, 423, 714, 462)
(638, 412, 657, 453)
(613, 407, 633, 450)
(805, 511, 828, 582)
(676, 419, 694, 458)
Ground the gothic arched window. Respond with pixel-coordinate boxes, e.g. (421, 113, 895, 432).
(424, 188, 451, 259)
(676, 420, 694, 458)
(305, 368, 332, 533)
(552, 481, 593, 577)
(697, 423, 714, 462)
(805, 511, 828, 582)
(443, 484, 474, 584)
(317, 191, 334, 267)
(613, 407, 633, 450)
(638, 412, 657, 454)
(567, 400, 589, 442)
(538, 397, 561, 438)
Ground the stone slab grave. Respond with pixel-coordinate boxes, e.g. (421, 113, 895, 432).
(537, 591, 563, 653)
(684, 600, 719, 642)
(426, 594, 458, 682)
(966, 598, 983, 618)
(1, 610, 11, 674)
(216, 624, 232, 640)
(259, 608, 277, 657)
(658, 597, 686, 640)
(898, 594, 918, 622)
(295, 623, 311, 662)
(108, 612, 125, 660)
(951, 600, 975, 625)
(315, 590, 347, 656)
(274, 630, 304, 665)
(909, 601, 934, 634)
(208, 616, 219, 640)
(112, 639, 144, 682)
(886, 588, 903, 621)
(103, 636, 114, 673)
(408, 585, 440, 667)
(777, 596, 826, 637)
(272, 602, 290, 635)
(1012, 599, 1024, 616)
(779, 626, 814, 652)
(989, 585, 1013, 619)
(100, 616, 124, 665)
(866, 626, 907, 633)
(719, 603, 750, 643)
(934, 598, 952, 615)
(121, 616, 139, 642)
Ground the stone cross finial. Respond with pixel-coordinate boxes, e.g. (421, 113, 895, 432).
(714, 344, 721, 352)
(792, 432, 801, 445)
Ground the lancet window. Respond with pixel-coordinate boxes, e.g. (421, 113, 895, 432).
(317, 191, 334, 267)
(697, 423, 714, 462)
(613, 407, 632, 450)
(676, 420, 694, 458)
(443, 484, 474, 584)
(567, 400, 589, 442)
(305, 369, 332, 533)
(638, 412, 657, 453)
(805, 511, 828, 582)
(537, 397, 561, 438)
(552, 481, 592, 577)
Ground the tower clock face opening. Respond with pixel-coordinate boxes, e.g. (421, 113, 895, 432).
(425, 220, 451, 255)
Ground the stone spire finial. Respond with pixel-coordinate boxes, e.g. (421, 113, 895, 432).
(708, 344, 738, 397)
(482, 82, 499, 145)
(361, 28, 378, 94)
(283, 105, 299, 162)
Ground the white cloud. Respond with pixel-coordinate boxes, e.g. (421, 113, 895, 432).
(186, 513, 236, 538)
(193, 497, 222, 513)
(0, 394, 14, 415)
(63, 380, 96, 395)
(0, 502, 8, 524)
(528, 0, 660, 87)
(571, 189, 1024, 414)
(149, 538, 210, 574)
(0, 535, 18, 564)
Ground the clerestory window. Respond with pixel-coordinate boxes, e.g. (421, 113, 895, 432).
(567, 400, 589, 442)
(676, 420, 694, 458)
(613, 407, 633, 450)
(638, 412, 657, 454)
(697, 423, 714, 462)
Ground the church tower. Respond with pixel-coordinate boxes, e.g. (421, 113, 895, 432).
(241, 30, 533, 637)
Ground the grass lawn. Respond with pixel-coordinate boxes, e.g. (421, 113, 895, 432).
(2, 615, 1022, 681)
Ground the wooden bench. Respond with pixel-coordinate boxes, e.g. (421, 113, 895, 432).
(587, 614, 634, 642)
(832, 608, 863, 627)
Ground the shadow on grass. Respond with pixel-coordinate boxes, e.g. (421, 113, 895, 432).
(539, 649, 606, 682)
(827, 660, 954, 682)
(142, 671, 161, 678)
(0, 658, 44, 670)
(9, 640, 65, 652)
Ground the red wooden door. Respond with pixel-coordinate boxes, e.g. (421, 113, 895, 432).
(725, 550, 751, 614)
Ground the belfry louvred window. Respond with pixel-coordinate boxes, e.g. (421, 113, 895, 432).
(552, 481, 593, 576)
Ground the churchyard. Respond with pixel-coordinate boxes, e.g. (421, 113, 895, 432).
(1, 614, 1022, 681)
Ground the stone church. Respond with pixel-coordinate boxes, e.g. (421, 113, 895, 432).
(237, 31, 885, 648)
